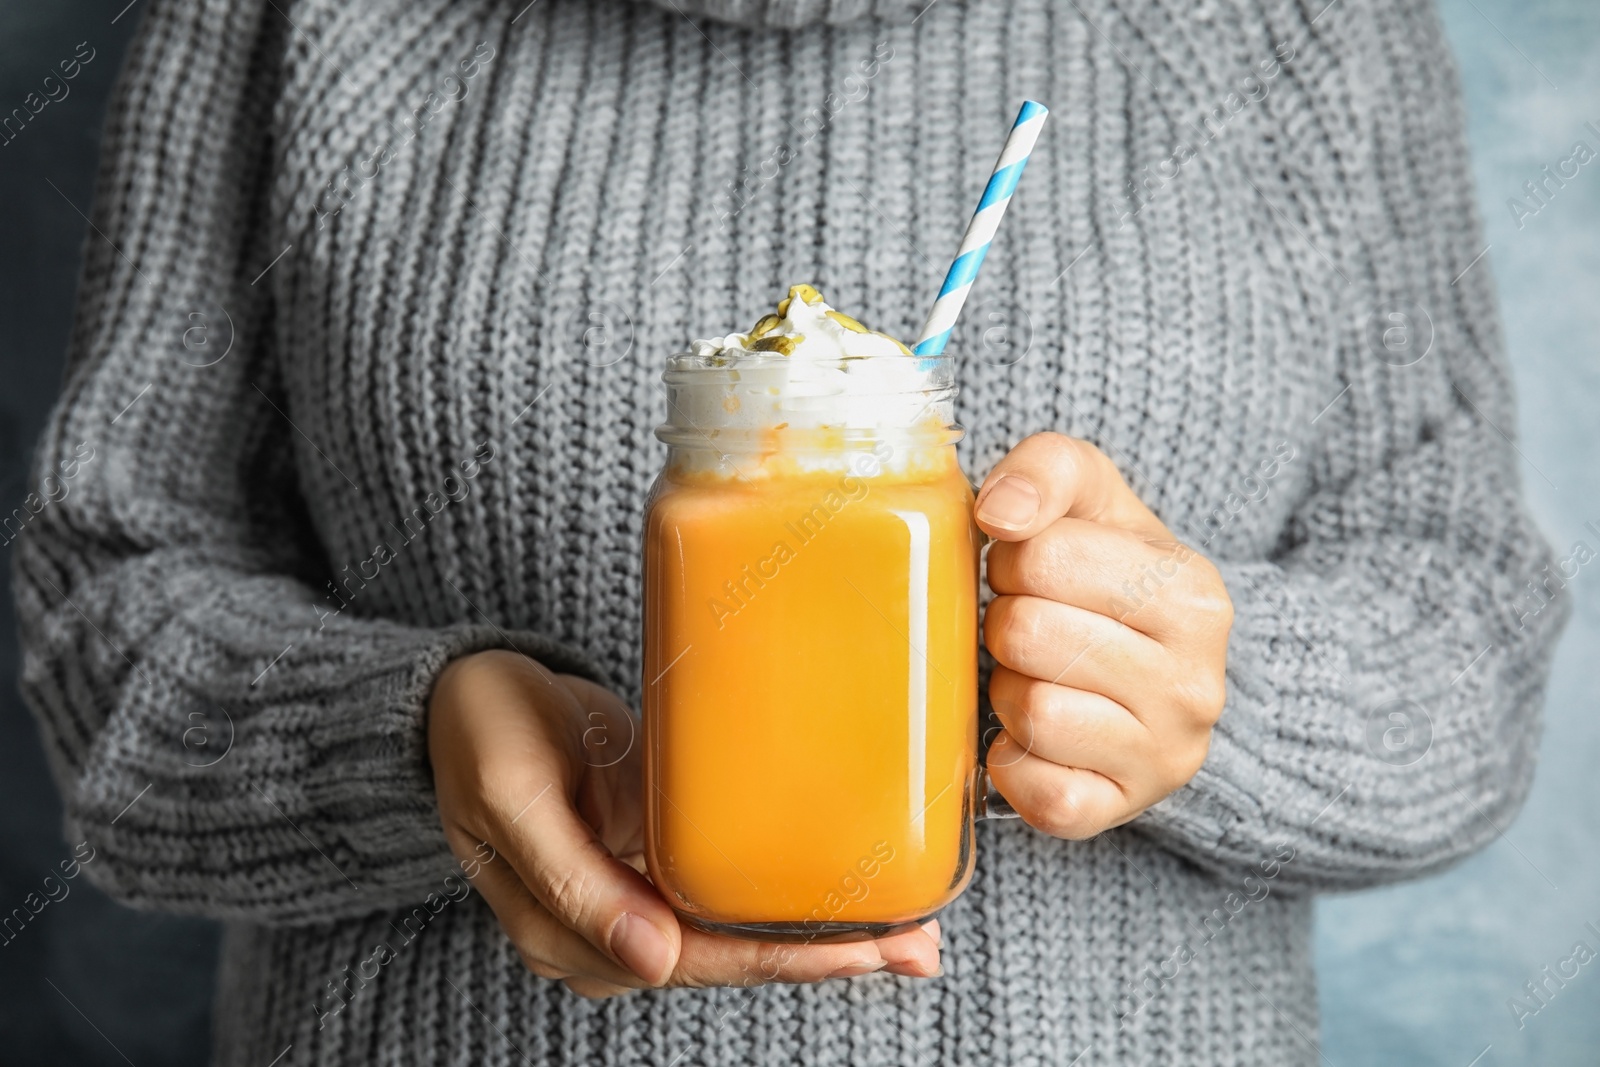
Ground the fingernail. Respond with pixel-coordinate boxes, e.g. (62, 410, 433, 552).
(976, 476, 1040, 531)
(825, 958, 888, 979)
(920, 919, 942, 948)
(611, 913, 673, 985)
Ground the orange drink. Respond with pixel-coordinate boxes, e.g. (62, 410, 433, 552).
(644, 446, 980, 936)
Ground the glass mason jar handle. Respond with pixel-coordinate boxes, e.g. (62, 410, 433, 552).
(975, 765, 1020, 820)
(971, 524, 1020, 819)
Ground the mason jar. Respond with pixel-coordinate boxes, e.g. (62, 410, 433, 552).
(642, 347, 1012, 942)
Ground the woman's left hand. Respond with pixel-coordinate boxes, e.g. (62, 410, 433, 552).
(976, 432, 1234, 840)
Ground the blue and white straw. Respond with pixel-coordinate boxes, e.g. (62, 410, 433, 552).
(913, 100, 1049, 360)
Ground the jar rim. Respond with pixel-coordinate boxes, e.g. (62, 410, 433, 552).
(654, 421, 967, 450)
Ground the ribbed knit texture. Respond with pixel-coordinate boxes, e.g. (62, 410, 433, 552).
(14, 0, 1566, 1064)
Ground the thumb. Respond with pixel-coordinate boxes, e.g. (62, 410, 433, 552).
(493, 677, 683, 986)
(974, 432, 1167, 542)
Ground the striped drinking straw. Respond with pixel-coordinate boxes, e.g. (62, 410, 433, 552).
(913, 100, 1050, 361)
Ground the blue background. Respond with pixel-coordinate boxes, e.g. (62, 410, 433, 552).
(1, 1, 1595, 1064)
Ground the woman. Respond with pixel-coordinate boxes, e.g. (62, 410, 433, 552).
(16, 0, 1565, 1063)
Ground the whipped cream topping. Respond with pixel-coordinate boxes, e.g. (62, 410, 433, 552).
(672, 285, 949, 435)
(692, 283, 912, 362)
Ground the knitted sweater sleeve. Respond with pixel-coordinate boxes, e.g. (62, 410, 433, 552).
(12, 0, 600, 925)
(1131, 1, 1567, 891)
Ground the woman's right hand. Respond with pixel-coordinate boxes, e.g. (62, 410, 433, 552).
(427, 649, 943, 999)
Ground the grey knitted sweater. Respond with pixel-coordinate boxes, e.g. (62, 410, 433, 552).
(15, 0, 1566, 1063)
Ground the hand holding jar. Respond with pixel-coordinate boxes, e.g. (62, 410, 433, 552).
(427, 651, 944, 1001)
(977, 432, 1235, 840)
(431, 289, 1232, 1003)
